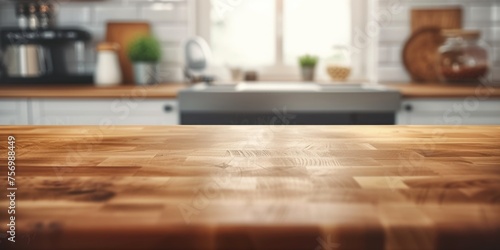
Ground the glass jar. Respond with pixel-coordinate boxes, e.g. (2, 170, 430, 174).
(325, 45, 351, 82)
(437, 30, 490, 83)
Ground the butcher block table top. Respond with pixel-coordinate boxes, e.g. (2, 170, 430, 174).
(1, 126, 500, 250)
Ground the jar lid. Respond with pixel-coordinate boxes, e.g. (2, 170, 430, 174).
(97, 42, 120, 51)
(441, 29, 481, 39)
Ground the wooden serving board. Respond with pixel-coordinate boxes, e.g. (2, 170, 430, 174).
(411, 7, 462, 33)
(0, 126, 499, 250)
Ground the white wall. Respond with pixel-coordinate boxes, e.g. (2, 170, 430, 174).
(377, 0, 500, 82)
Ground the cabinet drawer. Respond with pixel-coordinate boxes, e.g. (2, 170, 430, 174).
(398, 98, 500, 125)
(34, 99, 177, 115)
(32, 99, 179, 125)
(401, 99, 500, 112)
(0, 99, 29, 125)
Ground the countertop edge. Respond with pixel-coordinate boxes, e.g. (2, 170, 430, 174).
(1, 82, 500, 99)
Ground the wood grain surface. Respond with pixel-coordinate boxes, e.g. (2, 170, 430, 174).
(411, 7, 462, 33)
(1, 83, 500, 99)
(384, 83, 500, 98)
(403, 28, 444, 83)
(0, 126, 499, 250)
(408, 7, 462, 83)
(0, 84, 185, 99)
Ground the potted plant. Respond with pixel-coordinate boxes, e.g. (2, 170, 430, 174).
(127, 35, 162, 85)
(298, 54, 318, 81)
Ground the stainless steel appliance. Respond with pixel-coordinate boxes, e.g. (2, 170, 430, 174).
(0, 28, 94, 84)
(179, 82, 401, 125)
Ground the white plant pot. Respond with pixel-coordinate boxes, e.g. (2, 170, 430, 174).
(133, 62, 158, 85)
(301, 66, 316, 81)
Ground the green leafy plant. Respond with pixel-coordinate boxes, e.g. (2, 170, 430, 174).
(127, 35, 162, 62)
(298, 54, 318, 68)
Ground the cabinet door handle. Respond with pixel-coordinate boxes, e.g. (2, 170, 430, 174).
(164, 104, 173, 112)
(404, 104, 413, 112)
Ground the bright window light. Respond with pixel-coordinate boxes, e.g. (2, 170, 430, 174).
(283, 0, 351, 65)
(211, 0, 276, 67)
(210, 0, 351, 68)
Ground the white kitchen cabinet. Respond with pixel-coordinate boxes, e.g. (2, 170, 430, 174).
(397, 99, 500, 125)
(0, 99, 30, 125)
(31, 99, 179, 125)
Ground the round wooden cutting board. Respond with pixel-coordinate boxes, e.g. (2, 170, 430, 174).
(403, 27, 444, 82)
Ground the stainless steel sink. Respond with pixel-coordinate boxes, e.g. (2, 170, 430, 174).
(236, 82, 322, 92)
(191, 84, 237, 92)
(179, 82, 401, 125)
(190, 82, 389, 93)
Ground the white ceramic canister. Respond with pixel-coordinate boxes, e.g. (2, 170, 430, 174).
(95, 42, 122, 87)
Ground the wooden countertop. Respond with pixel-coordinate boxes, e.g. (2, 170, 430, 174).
(0, 84, 185, 99)
(385, 83, 500, 99)
(1, 126, 499, 250)
(1, 83, 500, 99)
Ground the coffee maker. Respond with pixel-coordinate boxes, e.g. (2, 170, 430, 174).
(0, 2, 94, 84)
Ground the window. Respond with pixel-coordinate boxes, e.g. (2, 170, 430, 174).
(282, 0, 351, 65)
(202, 0, 367, 81)
(211, 0, 276, 66)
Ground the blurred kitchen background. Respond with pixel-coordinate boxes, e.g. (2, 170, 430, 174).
(1, 0, 499, 82)
(0, 0, 499, 126)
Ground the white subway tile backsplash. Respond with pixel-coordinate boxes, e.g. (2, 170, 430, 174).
(57, 6, 92, 25)
(379, 27, 410, 43)
(377, 65, 411, 82)
(377, 45, 402, 64)
(493, 27, 500, 41)
(492, 66, 500, 82)
(372, 3, 408, 26)
(483, 27, 494, 42)
(493, 47, 500, 64)
(378, 47, 392, 63)
(85, 26, 106, 42)
(162, 46, 182, 64)
(469, 5, 493, 22)
(0, 4, 17, 27)
(494, 5, 500, 21)
(158, 66, 184, 82)
(153, 26, 189, 43)
(94, 6, 139, 24)
(391, 46, 403, 63)
(391, 6, 410, 23)
(463, 22, 495, 42)
(140, 3, 188, 23)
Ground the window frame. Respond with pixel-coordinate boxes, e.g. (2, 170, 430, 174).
(195, 0, 375, 82)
